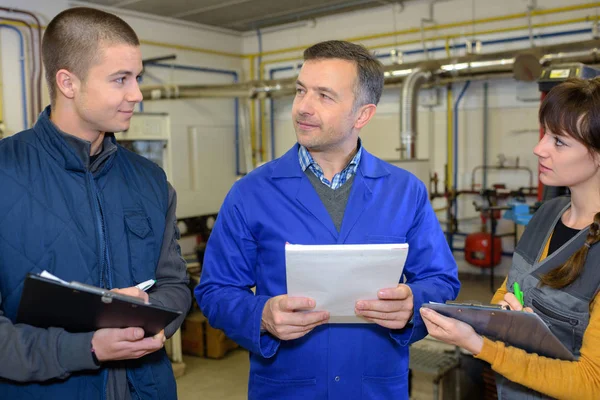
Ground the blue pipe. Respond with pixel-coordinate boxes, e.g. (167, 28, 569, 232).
(144, 62, 241, 175)
(373, 28, 592, 61)
(453, 81, 471, 218)
(0, 25, 28, 130)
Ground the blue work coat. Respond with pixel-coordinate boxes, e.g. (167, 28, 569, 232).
(196, 144, 459, 400)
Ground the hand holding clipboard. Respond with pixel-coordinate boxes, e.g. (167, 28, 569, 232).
(421, 300, 574, 361)
(16, 273, 182, 337)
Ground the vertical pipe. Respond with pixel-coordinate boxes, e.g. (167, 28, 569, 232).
(269, 69, 276, 161)
(452, 80, 471, 249)
(188, 126, 201, 190)
(446, 85, 453, 191)
(234, 73, 240, 176)
(453, 81, 471, 212)
(490, 213, 496, 292)
(400, 69, 431, 159)
(446, 84, 453, 246)
(0, 25, 27, 130)
(249, 55, 257, 166)
(257, 29, 265, 163)
(9, 9, 42, 117)
(483, 81, 489, 190)
(270, 96, 275, 161)
(0, 16, 35, 125)
(138, 74, 145, 113)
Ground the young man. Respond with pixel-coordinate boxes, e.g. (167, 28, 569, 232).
(196, 40, 460, 399)
(0, 7, 190, 399)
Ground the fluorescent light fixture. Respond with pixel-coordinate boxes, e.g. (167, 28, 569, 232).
(384, 69, 413, 77)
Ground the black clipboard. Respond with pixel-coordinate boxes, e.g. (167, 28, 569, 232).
(16, 274, 182, 336)
(422, 302, 575, 361)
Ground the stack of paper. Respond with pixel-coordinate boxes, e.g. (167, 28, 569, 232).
(285, 243, 409, 323)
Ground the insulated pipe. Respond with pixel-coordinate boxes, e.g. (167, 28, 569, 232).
(400, 68, 431, 159)
(144, 37, 600, 101)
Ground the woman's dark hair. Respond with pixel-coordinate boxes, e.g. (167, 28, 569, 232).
(538, 78, 600, 289)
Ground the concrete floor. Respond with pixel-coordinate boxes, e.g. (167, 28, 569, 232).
(177, 272, 499, 400)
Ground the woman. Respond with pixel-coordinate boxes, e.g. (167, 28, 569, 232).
(420, 77, 600, 400)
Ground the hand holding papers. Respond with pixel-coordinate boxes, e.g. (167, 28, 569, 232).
(285, 243, 409, 323)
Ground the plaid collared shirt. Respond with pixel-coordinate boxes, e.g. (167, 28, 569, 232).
(298, 140, 362, 190)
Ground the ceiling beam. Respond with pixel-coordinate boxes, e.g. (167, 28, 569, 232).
(224, 0, 378, 29)
(112, 0, 144, 7)
(171, 0, 255, 18)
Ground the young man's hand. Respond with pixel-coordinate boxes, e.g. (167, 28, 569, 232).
(91, 328, 165, 362)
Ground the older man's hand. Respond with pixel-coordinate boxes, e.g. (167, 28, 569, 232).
(354, 284, 414, 329)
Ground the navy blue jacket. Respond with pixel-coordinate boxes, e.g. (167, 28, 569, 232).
(0, 108, 177, 399)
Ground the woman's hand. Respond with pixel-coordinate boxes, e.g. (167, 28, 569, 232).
(420, 307, 484, 355)
(497, 293, 533, 313)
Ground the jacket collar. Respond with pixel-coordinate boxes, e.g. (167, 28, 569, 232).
(34, 106, 118, 174)
(271, 142, 390, 181)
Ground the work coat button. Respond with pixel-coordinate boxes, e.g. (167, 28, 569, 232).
(334, 376, 340, 382)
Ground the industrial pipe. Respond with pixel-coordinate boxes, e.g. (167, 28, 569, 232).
(0, 16, 35, 125)
(0, 24, 27, 130)
(140, 38, 600, 100)
(0, 7, 43, 118)
(471, 165, 534, 191)
(400, 68, 432, 159)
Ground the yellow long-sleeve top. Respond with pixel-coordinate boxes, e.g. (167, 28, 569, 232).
(474, 274, 600, 399)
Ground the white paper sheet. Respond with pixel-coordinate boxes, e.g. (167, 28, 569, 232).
(40, 270, 68, 284)
(285, 243, 409, 323)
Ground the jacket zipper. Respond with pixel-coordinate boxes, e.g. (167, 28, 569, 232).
(87, 172, 111, 400)
(127, 369, 143, 400)
(87, 173, 112, 289)
(532, 298, 578, 352)
(96, 190, 113, 289)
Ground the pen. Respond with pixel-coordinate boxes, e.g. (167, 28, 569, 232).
(135, 279, 156, 292)
(513, 282, 524, 307)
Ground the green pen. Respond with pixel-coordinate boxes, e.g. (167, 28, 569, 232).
(513, 282, 525, 307)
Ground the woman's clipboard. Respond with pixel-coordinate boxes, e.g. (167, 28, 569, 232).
(16, 274, 182, 336)
(422, 302, 575, 361)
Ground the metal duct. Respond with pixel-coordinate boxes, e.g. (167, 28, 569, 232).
(400, 68, 431, 160)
